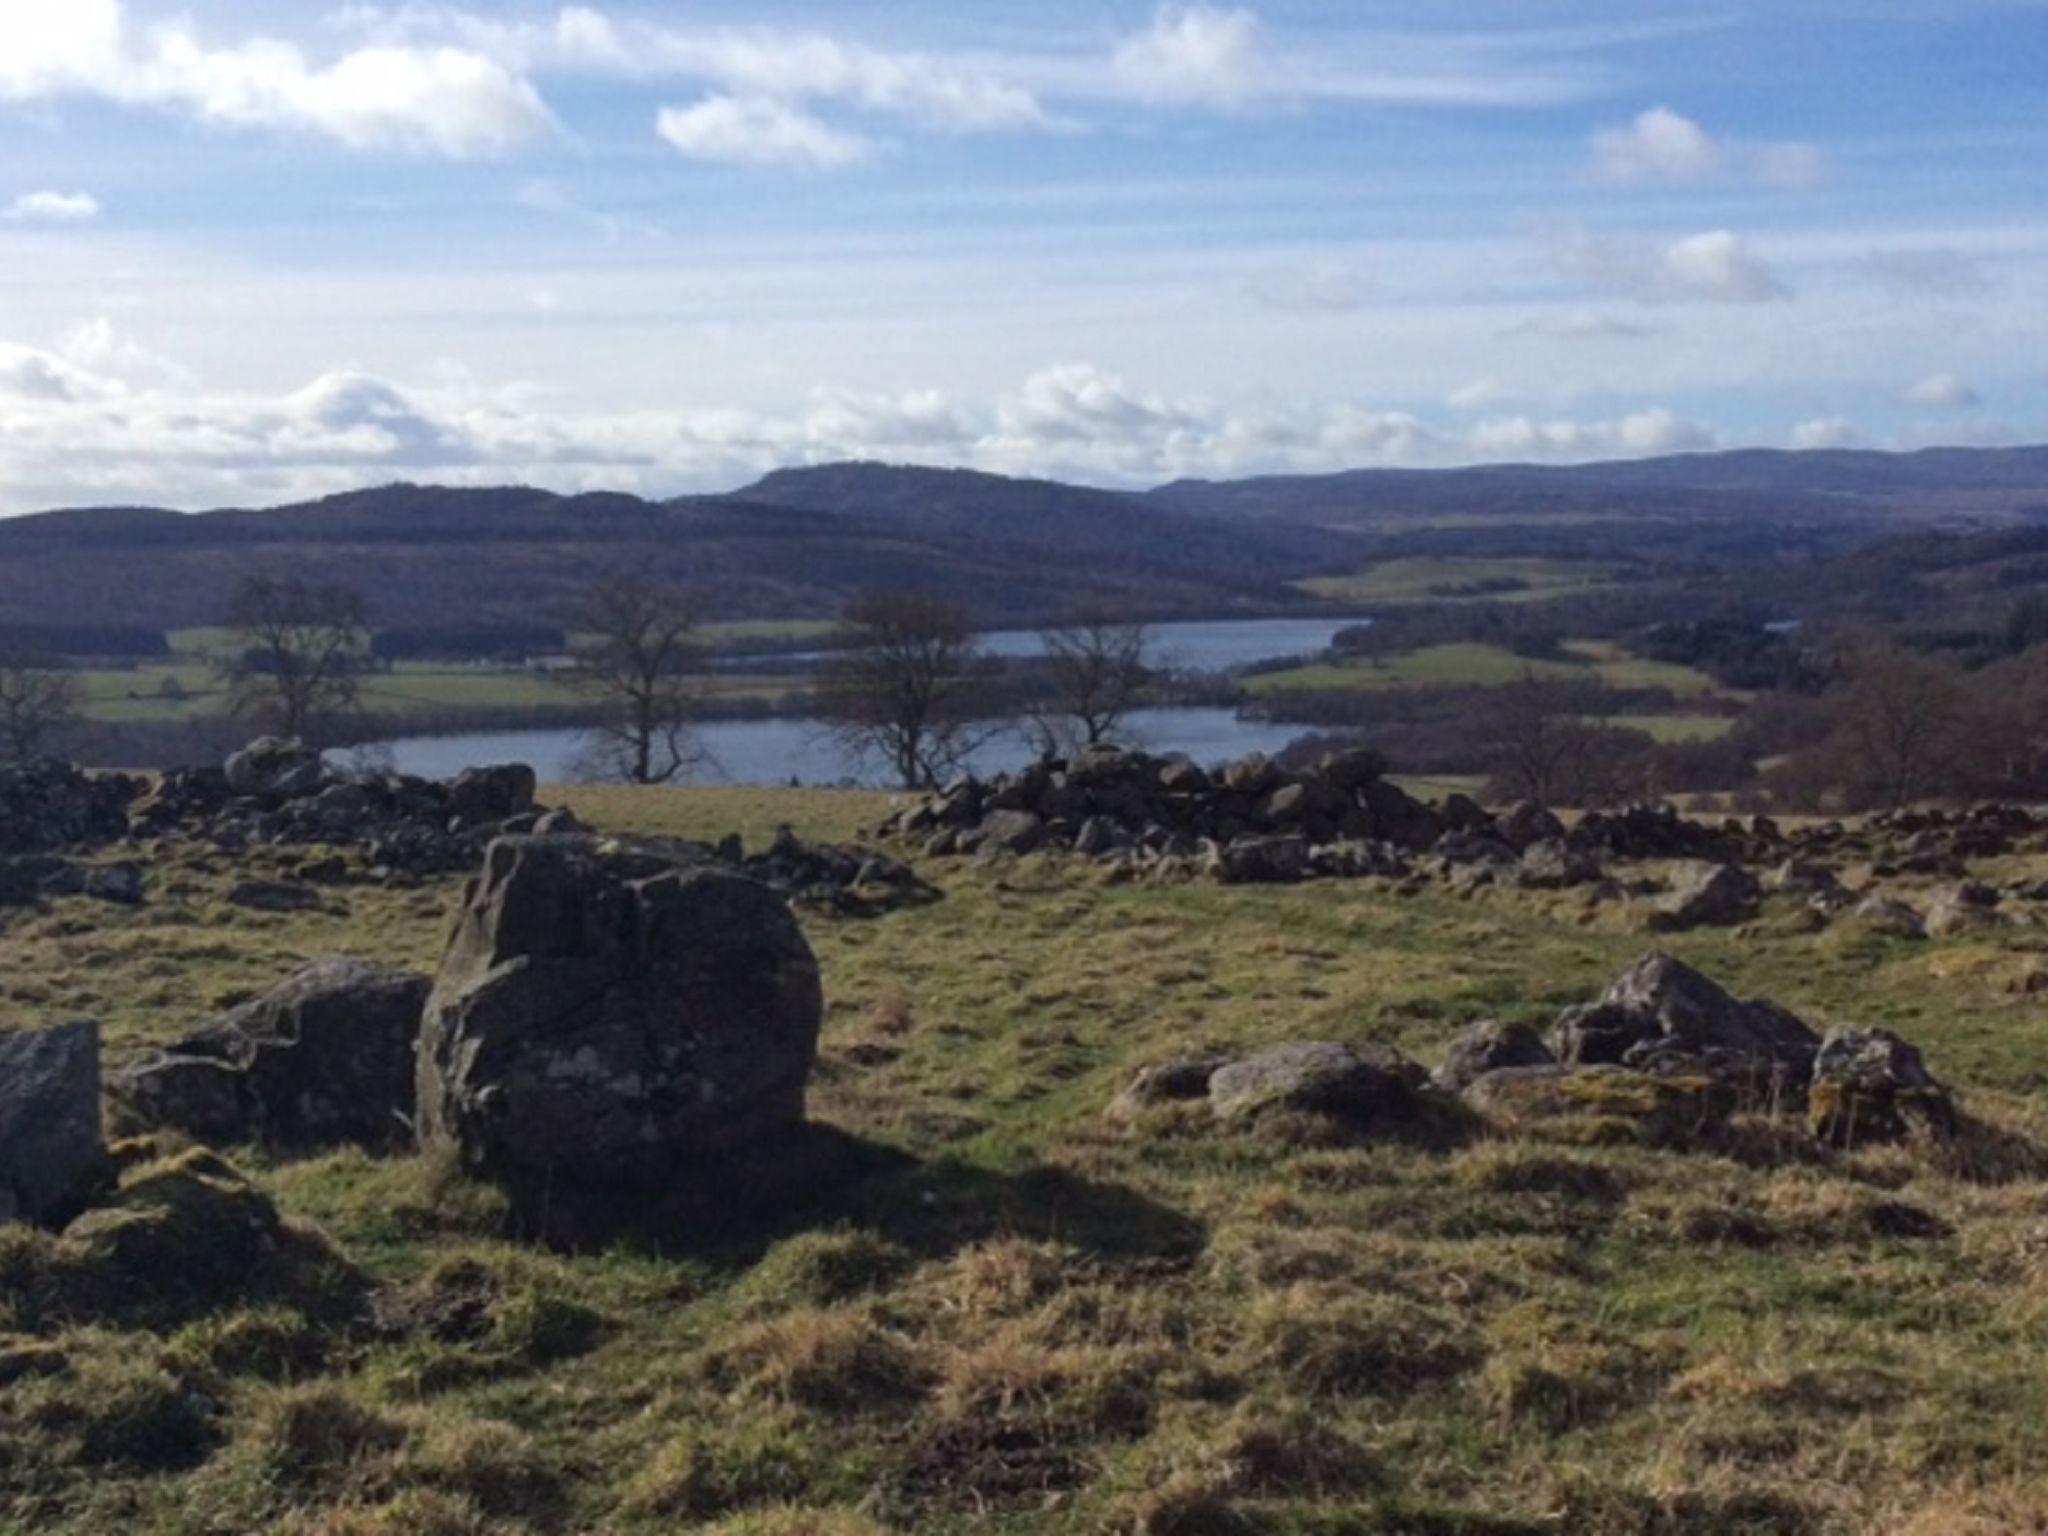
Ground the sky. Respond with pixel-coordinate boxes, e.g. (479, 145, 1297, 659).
(0, 1, 2045, 513)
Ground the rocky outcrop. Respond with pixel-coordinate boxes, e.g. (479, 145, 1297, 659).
(0, 759, 139, 857)
(1548, 952, 1819, 1086)
(1459, 1063, 1736, 1148)
(1114, 1040, 1440, 1139)
(1808, 1029, 1956, 1147)
(416, 836, 824, 1192)
(110, 959, 431, 1150)
(0, 1022, 104, 1225)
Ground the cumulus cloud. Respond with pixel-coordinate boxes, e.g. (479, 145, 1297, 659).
(1469, 407, 1718, 461)
(1592, 107, 1722, 184)
(1590, 106, 1826, 189)
(1113, 4, 1263, 109)
(1868, 247, 1991, 295)
(1903, 372, 1981, 409)
(657, 95, 869, 169)
(1790, 415, 1864, 450)
(0, 0, 553, 155)
(5, 190, 100, 223)
(1550, 226, 1790, 303)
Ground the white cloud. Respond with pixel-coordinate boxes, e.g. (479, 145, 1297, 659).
(1113, 4, 1263, 109)
(0, 0, 553, 155)
(4, 190, 100, 223)
(1554, 227, 1788, 303)
(1469, 407, 1718, 461)
(1590, 106, 1826, 190)
(1661, 230, 1789, 301)
(1592, 106, 1722, 184)
(657, 95, 870, 170)
(1790, 415, 1864, 450)
(1868, 247, 1990, 295)
(1903, 372, 1981, 409)
(0, 329, 1769, 511)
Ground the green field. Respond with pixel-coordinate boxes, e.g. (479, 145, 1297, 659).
(5, 786, 2048, 1531)
(1297, 557, 1622, 606)
(1243, 640, 1723, 699)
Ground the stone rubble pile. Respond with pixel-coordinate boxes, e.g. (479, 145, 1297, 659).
(1113, 952, 1955, 1152)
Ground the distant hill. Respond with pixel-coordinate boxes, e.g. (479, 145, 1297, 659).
(0, 472, 1356, 633)
(3, 446, 2045, 636)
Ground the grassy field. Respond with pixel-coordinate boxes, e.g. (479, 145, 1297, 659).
(1242, 641, 1723, 700)
(5, 785, 2048, 1532)
(73, 666, 800, 725)
(1297, 558, 1622, 607)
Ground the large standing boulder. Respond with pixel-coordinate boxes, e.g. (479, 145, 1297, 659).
(109, 960, 431, 1150)
(1808, 1029, 1956, 1147)
(223, 737, 325, 800)
(416, 836, 824, 1191)
(0, 1022, 104, 1225)
(1548, 953, 1819, 1083)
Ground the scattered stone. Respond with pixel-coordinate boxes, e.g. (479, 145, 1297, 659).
(223, 736, 324, 800)
(1548, 952, 1818, 1085)
(0, 1022, 104, 1226)
(1925, 884, 2008, 937)
(1851, 894, 1926, 939)
(0, 759, 138, 856)
(416, 836, 824, 1193)
(110, 959, 431, 1150)
(1517, 839, 1602, 889)
(447, 763, 538, 828)
(1215, 834, 1309, 885)
(1432, 1019, 1555, 1094)
(1207, 1041, 1427, 1128)
(1108, 1054, 1233, 1118)
(1647, 862, 1761, 931)
(82, 861, 145, 906)
(1808, 1028, 1956, 1147)
(228, 879, 323, 913)
(1497, 801, 1566, 852)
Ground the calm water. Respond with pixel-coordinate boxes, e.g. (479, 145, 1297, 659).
(975, 616, 1358, 672)
(363, 708, 1317, 788)
(753, 615, 1361, 675)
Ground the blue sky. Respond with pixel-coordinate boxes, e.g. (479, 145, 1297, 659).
(0, 0, 2044, 511)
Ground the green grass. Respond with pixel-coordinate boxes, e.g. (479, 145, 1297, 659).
(6, 786, 2048, 1531)
(1297, 557, 1623, 606)
(1244, 640, 1724, 700)
(1588, 714, 1737, 744)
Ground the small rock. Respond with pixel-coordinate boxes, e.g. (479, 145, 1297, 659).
(1647, 862, 1761, 931)
(1808, 1028, 1955, 1147)
(1433, 1019, 1555, 1093)
(1207, 1041, 1426, 1128)
(227, 879, 323, 913)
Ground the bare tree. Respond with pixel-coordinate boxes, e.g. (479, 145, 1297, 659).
(1032, 610, 1150, 752)
(0, 646, 83, 763)
(817, 591, 997, 788)
(218, 573, 368, 743)
(1475, 671, 1648, 807)
(569, 577, 704, 785)
(1826, 639, 1973, 810)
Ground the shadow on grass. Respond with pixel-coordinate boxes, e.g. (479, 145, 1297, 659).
(494, 1123, 1209, 1270)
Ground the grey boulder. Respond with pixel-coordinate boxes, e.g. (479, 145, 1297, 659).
(0, 1021, 104, 1225)
(110, 958, 430, 1149)
(416, 836, 824, 1190)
